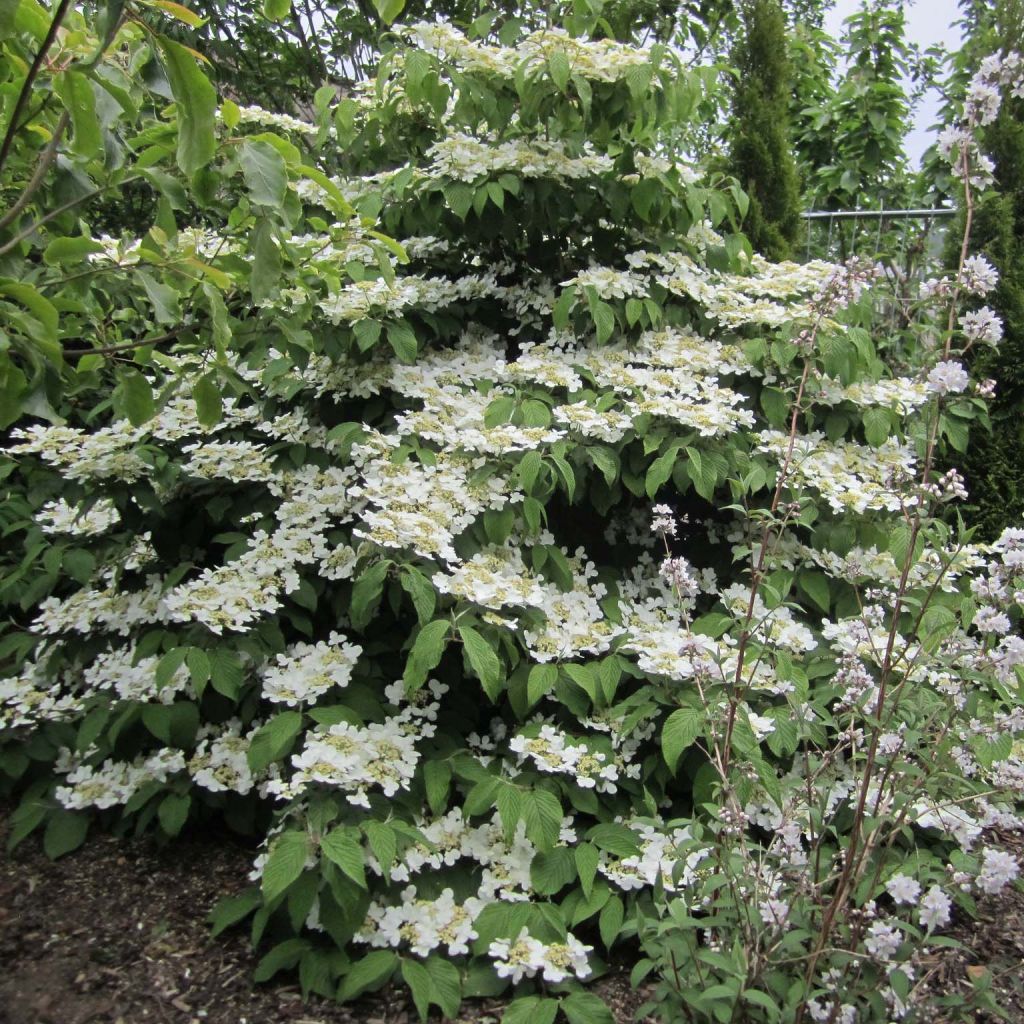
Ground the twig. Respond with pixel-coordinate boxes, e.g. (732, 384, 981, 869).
(0, 0, 73, 177)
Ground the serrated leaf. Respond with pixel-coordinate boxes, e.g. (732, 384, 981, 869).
(209, 887, 262, 936)
(575, 842, 599, 899)
(404, 619, 450, 691)
(459, 625, 503, 699)
(364, 821, 397, 876)
(564, 990, 615, 1024)
(662, 705, 703, 771)
(247, 711, 303, 772)
(503, 997, 559, 1024)
(527, 663, 557, 708)
(387, 320, 418, 363)
(522, 789, 562, 851)
(424, 957, 461, 1018)
(262, 831, 309, 902)
(423, 759, 451, 816)
(321, 827, 366, 889)
(402, 958, 432, 1021)
(530, 846, 576, 895)
(338, 950, 397, 1000)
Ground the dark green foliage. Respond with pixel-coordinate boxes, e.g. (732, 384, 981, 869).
(953, 2, 1024, 539)
(726, 0, 801, 260)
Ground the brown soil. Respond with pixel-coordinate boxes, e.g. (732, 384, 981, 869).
(0, 811, 1021, 1024)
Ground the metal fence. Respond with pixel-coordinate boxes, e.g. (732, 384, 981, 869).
(799, 207, 957, 279)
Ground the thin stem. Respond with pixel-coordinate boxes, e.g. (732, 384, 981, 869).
(0, 0, 73, 177)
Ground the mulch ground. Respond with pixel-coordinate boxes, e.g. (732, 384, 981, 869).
(0, 811, 1021, 1024)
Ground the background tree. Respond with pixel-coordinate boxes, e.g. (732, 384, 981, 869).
(726, 0, 801, 259)
(948, 0, 1024, 538)
(795, 0, 914, 214)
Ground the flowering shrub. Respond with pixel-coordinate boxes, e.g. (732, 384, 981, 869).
(2, 6, 1024, 1023)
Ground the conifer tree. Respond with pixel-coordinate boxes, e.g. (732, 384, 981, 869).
(727, 0, 802, 260)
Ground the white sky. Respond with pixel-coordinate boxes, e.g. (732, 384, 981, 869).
(822, 0, 964, 166)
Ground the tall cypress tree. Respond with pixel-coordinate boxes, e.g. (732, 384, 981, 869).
(952, 0, 1024, 539)
(727, 0, 802, 261)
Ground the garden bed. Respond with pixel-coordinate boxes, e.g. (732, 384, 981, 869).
(0, 812, 649, 1024)
(1, 812, 1022, 1024)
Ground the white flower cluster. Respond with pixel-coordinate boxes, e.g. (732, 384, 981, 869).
(404, 21, 658, 84)
(488, 927, 593, 984)
(358, 886, 486, 956)
(37, 497, 121, 536)
(55, 749, 186, 810)
(509, 724, 634, 792)
(189, 720, 258, 795)
(426, 133, 614, 182)
(757, 430, 917, 514)
(271, 713, 425, 808)
(260, 632, 362, 706)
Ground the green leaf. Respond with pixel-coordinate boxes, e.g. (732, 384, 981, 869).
(459, 625, 503, 699)
(527, 663, 557, 708)
(400, 567, 436, 625)
(338, 950, 397, 1001)
(587, 823, 641, 857)
(862, 407, 892, 447)
(247, 711, 303, 772)
(154, 647, 187, 689)
(662, 705, 703, 771)
(321, 827, 367, 889)
(798, 571, 831, 613)
(364, 821, 397, 876)
(55, 70, 101, 157)
(402, 958, 432, 1021)
(403, 619, 450, 691)
(591, 300, 616, 344)
(250, 219, 281, 303)
(589, 445, 620, 485)
(43, 810, 89, 859)
(387, 321, 418, 363)
(263, 0, 290, 20)
(503, 997, 559, 1024)
(424, 957, 461, 1019)
(186, 647, 211, 687)
(209, 649, 245, 699)
(157, 36, 217, 175)
(423, 760, 451, 815)
(209, 887, 262, 936)
(254, 937, 307, 981)
(350, 560, 390, 631)
(760, 387, 790, 428)
(522, 789, 562, 851)
(549, 51, 571, 92)
(372, 0, 405, 24)
(43, 236, 103, 265)
(518, 450, 543, 492)
(158, 792, 191, 836)
(598, 894, 625, 951)
(575, 842, 599, 899)
(530, 847, 577, 895)
(138, 270, 181, 325)
(239, 138, 288, 206)
(194, 373, 223, 427)
(563, 991, 615, 1024)
(261, 830, 309, 902)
